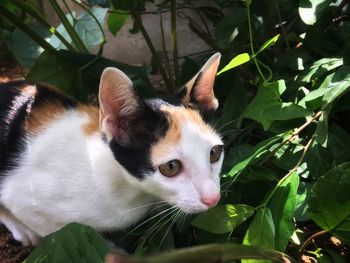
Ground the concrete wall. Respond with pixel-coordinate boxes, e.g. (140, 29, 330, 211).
(43, 1, 212, 66)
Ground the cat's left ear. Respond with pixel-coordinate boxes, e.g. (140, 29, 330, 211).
(177, 52, 221, 112)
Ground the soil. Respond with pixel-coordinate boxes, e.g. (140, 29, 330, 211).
(0, 225, 33, 263)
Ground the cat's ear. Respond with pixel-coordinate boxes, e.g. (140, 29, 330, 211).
(177, 52, 221, 112)
(99, 67, 144, 143)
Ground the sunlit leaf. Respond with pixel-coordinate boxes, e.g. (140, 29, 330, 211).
(267, 172, 299, 252)
(217, 53, 250, 75)
(192, 204, 254, 234)
(242, 207, 275, 263)
(256, 34, 280, 55)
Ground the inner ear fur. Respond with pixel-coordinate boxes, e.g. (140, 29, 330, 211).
(178, 52, 221, 112)
(99, 67, 154, 145)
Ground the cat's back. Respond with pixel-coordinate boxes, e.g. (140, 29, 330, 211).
(0, 81, 77, 173)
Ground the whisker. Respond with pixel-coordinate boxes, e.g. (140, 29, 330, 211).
(122, 200, 168, 216)
(158, 209, 182, 249)
(127, 205, 176, 235)
(142, 207, 178, 242)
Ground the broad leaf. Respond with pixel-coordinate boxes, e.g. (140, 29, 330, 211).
(217, 53, 250, 75)
(265, 102, 312, 120)
(24, 223, 109, 263)
(323, 66, 350, 106)
(309, 162, 350, 242)
(267, 172, 300, 252)
(107, 10, 128, 36)
(226, 133, 285, 179)
(27, 50, 78, 96)
(244, 80, 286, 130)
(74, 7, 108, 48)
(242, 207, 275, 263)
(315, 109, 329, 147)
(5, 27, 48, 67)
(299, 58, 343, 83)
(192, 204, 254, 234)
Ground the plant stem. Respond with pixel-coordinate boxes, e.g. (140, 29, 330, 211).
(48, 0, 88, 53)
(246, 3, 267, 83)
(0, 7, 55, 52)
(106, 244, 295, 263)
(299, 230, 328, 255)
(11, 0, 76, 51)
(123, 1, 171, 92)
(274, 3, 290, 50)
(259, 111, 322, 165)
(259, 135, 315, 208)
(160, 14, 176, 91)
(171, 0, 180, 87)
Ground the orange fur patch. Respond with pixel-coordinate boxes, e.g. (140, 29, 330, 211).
(151, 105, 212, 164)
(77, 105, 100, 136)
(26, 101, 66, 136)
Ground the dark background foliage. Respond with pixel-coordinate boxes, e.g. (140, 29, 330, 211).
(0, 0, 350, 262)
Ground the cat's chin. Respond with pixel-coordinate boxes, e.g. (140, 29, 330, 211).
(177, 206, 211, 215)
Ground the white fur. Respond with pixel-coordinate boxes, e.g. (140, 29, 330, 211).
(144, 119, 223, 214)
(0, 111, 155, 242)
(0, 109, 223, 245)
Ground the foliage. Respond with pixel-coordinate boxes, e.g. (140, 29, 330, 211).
(1, 0, 350, 262)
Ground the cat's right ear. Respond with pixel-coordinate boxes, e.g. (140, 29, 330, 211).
(98, 67, 143, 143)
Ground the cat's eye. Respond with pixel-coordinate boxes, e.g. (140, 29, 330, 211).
(159, 160, 182, 177)
(210, 145, 223, 163)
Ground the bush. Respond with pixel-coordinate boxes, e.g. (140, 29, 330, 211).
(1, 0, 350, 262)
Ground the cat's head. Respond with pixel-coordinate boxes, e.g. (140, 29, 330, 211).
(99, 53, 223, 213)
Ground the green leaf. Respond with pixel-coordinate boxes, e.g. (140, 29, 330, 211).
(322, 66, 350, 106)
(242, 207, 275, 263)
(24, 223, 109, 263)
(299, 0, 332, 25)
(244, 80, 286, 130)
(265, 102, 312, 120)
(299, 58, 343, 83)
(298, 73, 333, 111)
(315, 109, 329, 147)
(107, 10, 128, 36)
(75, 7, 107, 48)
(295, 182, 313, 221)
(309, 162, 350, 242)
(256, 34, 280, 55)
(226, 133, 285, 179)
(192, 204, 254, 234)
(27, 50, 78, 96)
(267, 172, 300, 252)
(50, 7, 108, 50)
(5, 27, 49, 67)
(244, 80, 312, 129)
(217, 53, 250, 75)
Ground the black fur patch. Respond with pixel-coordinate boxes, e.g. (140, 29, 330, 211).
(109, 100, 169, 179)
(0, 81, 76, 175)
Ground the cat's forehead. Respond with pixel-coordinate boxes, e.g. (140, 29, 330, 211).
(150, 101, 222, 165)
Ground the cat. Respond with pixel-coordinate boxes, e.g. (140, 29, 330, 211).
(0, 53, 224, 246)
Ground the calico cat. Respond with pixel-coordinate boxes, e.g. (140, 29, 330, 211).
(0, 53, 223, 246)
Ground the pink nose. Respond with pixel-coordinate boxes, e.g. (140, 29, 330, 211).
(201, 194, 220, 207)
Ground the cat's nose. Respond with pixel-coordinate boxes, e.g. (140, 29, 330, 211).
(201, 193, 220, 207)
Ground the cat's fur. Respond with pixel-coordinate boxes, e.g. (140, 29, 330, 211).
(0, 53, 223, 246)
